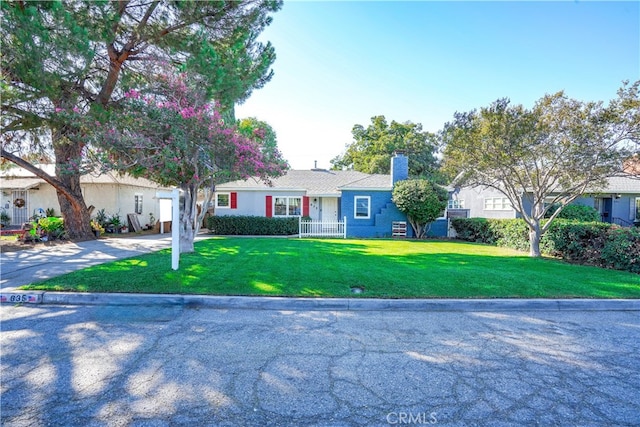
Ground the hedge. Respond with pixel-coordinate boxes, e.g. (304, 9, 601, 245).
(545, 204, 600, 222)
(451, 218, 639, 274)
(207, 215, 298, 236)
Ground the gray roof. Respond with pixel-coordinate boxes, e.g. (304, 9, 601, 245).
(339, 174, 392, 190)
(217, 169, 393, 195)
(596, 175, 640, 194)
(1, 165, 167, 189)
(448, 173, 640, 195)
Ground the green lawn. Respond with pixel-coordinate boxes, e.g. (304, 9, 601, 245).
(22, 237, 640, 298)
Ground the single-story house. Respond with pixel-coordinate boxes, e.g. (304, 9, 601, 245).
(214, 154, 639, 239)
(0, 165, 170, 228)
(448, 175, 640, 227)
(214, 153, 440, 238)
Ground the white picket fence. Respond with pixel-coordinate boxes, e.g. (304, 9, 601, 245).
(299, 216, 347, 238)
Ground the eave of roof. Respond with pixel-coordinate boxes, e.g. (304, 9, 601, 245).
(216, 169, 384, 194)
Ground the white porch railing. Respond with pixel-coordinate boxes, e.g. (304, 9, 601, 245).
(299, 216, 347, 238)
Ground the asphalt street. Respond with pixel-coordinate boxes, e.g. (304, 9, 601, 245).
(2, 304, 639, 426)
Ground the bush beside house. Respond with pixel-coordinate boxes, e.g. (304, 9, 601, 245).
(545, 204, 601, 222)
(451, 218, 640, 273)
(207, 216, 298, 236)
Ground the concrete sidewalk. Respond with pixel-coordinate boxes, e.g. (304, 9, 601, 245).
(2, 233, 639, 312)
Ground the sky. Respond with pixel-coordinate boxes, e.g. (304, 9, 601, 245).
(235, 1, 640, 170)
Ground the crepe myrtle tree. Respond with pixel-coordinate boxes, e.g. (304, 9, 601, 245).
(441, 81, 640, 257)
(96, 72, 288, 253)
(392, 179, 448, 239)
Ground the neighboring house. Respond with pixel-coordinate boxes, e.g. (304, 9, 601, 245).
(447, 174, 640, 227)
(214, 153, 434, 238)
(0, 165, 169, 228)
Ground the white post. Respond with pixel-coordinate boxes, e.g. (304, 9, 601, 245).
(343, 216, 347, 239)
(171, 188, 180, 271)
(156, 189, 180, 271)
(299, 215, 302, 238)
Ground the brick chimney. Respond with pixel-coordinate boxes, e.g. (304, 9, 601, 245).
(391, 151, 408, 185)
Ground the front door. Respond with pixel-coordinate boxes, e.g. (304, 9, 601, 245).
(12, 190, 29, 225)
(321, 198, 338, 222)
(596, 197, 613, 223)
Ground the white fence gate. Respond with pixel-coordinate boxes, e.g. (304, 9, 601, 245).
(299, 216, 347, 238)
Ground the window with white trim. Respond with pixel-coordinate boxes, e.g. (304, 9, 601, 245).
(484, 197, 512, 211)
(274, 197, 302, 217)
(288, 197, 301, 216)
(134, 194, 143, 215)
(354, 196, 370, 219)
(448, 199, 465, 209)
(216, 193, 230, 208)
(635, 197, 640, 221)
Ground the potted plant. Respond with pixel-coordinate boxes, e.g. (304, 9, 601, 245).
(109, 213, 122, 233)
(90, 219, 105, 237)
(0, 210, 10, 227)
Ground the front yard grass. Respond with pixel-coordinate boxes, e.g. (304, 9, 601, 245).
(22, 237, 640, 298)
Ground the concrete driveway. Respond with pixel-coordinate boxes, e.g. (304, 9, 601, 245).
(2, 304, 639, 426)
(1, 234, 186, 291)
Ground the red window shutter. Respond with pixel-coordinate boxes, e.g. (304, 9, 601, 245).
(230, 192, 237, 209)
(303, 196, 310, 217)
(265, 195, 272, 217)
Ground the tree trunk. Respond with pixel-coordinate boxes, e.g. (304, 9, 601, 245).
(528, 201, 545, 257)
(194, 183, 215, 236)
(179, 184, 197, 253)
(529, 221, 542, 257)
(53, 135, 94, 241)
(408, 218, 424, 239)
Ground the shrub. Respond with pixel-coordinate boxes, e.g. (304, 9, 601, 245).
(542, 221, 611, 263)
(600, 227, 640, 273)
(95, 209, 109, 228)
(0, 210, 10, 226)
(555, 204, 601, 222)
(450, 218, 497, 244)
(392, 179, 448, 238)
(207, 215, 298, 236)
(38, 217, 65, 240)
(452, 217, 638, 274)
(492, 219, 530, 252)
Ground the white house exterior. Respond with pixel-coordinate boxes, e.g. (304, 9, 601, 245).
(0, 165, 170, 227)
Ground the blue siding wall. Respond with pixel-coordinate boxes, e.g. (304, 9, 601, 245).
(341, 190, 413, 238)
(426, 219, 448, 237)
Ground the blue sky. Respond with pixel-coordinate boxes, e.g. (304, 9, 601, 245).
(235, 1, 640, 170)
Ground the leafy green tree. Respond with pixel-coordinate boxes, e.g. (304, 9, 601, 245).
(392, 179, 448, 239)
(441, 81, 640, 257)
(331, 115, 440, 180)
(236, 117, 285, 170)
(95, 72, 287, 253)
(1, 0, 281, 239)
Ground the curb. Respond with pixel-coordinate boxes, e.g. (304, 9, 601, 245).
(2, 291, 640, 311)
